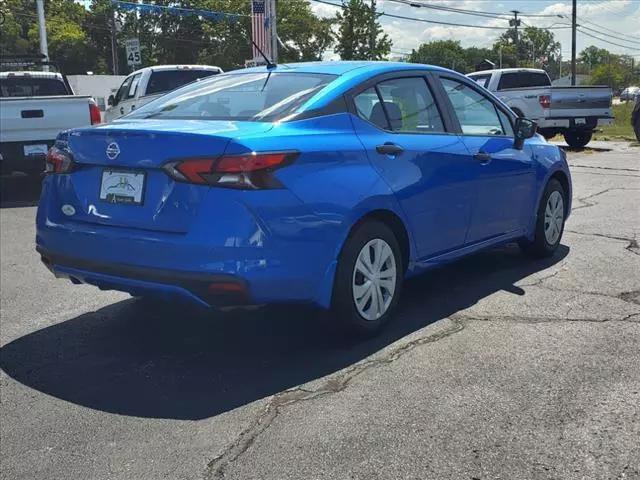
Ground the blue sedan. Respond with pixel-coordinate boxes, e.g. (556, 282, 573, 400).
(36, 61, 571, 335)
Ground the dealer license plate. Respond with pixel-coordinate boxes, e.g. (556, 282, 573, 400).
(99, 169, 146, 205)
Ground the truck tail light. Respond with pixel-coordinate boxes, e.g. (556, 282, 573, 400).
(163, 151, 298, 189)
(538, 95, 551, 109)
(45, 146, 75, 174)
(89, 99, 102, 125)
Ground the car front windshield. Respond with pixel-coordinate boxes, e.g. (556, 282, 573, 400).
(126, 72, 337, 122)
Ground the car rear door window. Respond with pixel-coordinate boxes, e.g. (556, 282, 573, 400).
(354, 87, 389, 129)
(354, 77, 444, 133)
(441, 78, 507, 136)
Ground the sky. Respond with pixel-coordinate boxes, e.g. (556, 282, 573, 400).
(309, 0, 640, 60)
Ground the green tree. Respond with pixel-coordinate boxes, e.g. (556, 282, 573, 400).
(408, 40, 469, 71)
(334, 0, 391, 60)
(493, 26, 560, 69)
(579, 45, 611, 69)
(277, 0, 333, 62)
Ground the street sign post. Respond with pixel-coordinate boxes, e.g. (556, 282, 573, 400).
(125, 38, 141, 68)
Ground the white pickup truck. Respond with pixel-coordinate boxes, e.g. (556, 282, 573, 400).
(0, 71, 101, 177)
(468, 68, 613, 148)
(105, 65, 222, 122)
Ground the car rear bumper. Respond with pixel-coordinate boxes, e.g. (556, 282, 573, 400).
(38, 248, 249, 307)
(35, 182, 339, 308)
(0, 140, 54, 175)
(538, 116, 614, 130)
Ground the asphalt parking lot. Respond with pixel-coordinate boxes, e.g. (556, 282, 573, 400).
(1, 142, 639, 480)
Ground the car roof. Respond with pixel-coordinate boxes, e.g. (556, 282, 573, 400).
(216, 61, 461, 114)
(231, 60, 448, 76)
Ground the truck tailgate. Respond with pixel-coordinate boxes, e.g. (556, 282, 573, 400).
(0, 96, 93, 143)
(550, 87, 612, 119)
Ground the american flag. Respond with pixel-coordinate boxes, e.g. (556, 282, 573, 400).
(251, 0, 271, 60)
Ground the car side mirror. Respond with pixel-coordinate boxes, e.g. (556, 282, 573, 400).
(108, 95, 115, 107)
(514, 117, 537, 150)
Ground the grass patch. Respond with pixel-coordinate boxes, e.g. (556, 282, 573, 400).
(593, 101, 636, 141)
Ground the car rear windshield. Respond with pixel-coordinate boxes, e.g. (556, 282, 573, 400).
(127, 72, 337, 122)
(0, 77, 70, 97)
(497, 72, 551, 90)
(145, 69, 220, 96)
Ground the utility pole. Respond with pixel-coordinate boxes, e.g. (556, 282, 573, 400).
(110, 7, 119, 75)
(510, 11, 521, 67)
(36, 0, 49, 70)
(571, 0, 577, 85)
(269, 0, 278, 63)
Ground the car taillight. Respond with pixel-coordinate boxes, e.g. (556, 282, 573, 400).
(45, 146, 75, 174)
(538, 95, 551, 109)
(89, 99, 102, 125)
(163, 151, 298, 189)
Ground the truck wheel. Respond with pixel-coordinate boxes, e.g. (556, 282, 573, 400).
(563, 130, 592, 148)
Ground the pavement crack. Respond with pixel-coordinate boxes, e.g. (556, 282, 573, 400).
(203, 318, 465, 479)
(456, 314, 640, 324)
(569, 164, 640, 173)
(570, 188, 639, 211)
(564, 229, 640, 255)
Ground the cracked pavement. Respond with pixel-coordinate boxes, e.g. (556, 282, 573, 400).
(1, 142, 639, 480)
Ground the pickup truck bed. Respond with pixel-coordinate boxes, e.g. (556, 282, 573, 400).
(0, 71, 99, 176)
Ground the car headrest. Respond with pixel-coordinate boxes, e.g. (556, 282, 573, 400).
(369, 101, 403, 130)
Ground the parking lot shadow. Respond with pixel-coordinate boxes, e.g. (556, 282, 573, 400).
(0, 244, 568, 420)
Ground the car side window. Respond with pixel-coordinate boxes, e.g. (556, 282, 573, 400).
(441, 78, 506, 136)
(113, 76, 133, 106)
(497, 108, 514, 137)
(127, 73, 142, 99)
(376, 77, 444, 133)
(354, 87, 389, 130)
(470, 74, 491, 89)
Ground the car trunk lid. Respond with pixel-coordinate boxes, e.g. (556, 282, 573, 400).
(58, 120, 273, 233)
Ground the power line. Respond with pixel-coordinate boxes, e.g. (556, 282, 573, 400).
(577, 17, 640, 41)
(310, 0, 512, 30)
(383, 0, 510, 20)
(383, 0, 561, 19)
(576, 24, 640, 46)
(577, 27, 640, 51)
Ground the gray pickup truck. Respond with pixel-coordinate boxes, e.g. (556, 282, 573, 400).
(468, 68, 613, 148)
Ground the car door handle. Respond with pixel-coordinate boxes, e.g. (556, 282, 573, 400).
(474, 151, 492, 163)
(376, 143, 404, 156)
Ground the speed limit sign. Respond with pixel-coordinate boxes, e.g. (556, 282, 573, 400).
(125, 38, 141, 67)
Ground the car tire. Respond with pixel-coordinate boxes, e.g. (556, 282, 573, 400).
(332, 220, 403, 337)
(563, 130, 592, 148)
(519, 178, 566, 258)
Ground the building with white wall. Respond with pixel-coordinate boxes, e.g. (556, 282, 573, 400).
(66, 75, 126, 112)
